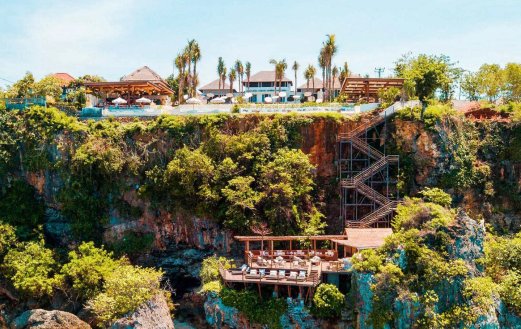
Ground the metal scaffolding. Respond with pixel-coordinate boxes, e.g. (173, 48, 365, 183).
(338, 113, 400, 228)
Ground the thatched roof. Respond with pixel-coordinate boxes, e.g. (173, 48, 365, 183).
(121, 66, 164, 82)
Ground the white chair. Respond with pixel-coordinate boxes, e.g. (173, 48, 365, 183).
(297, 271, 307, 281)
(266, 270, 278, 280)
(245, 269, 261, 279)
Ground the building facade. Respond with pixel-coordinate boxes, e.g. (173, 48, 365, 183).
(242, 71, 293, 103)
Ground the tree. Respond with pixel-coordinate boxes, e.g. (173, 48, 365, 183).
(322, 34, 338, 101)
(7, 72, 35, 98)
(269, 59, 288, 97)
(395, 54, 458, 120)
(312, 283, 345, 318)
(250, 222, 272, 251)
(228, 68, 237, 94)
(221, 67, 227, 96)
(245, 61, 252, 92)
(0, 222, 16, 256)
(504, 63, 521, 102)
(34, 75, 63, 101)
(4, 240, 59, 298)
(175, 53, 186, 103)
(190, 40, 201, 97)
(305, 65, 317, 99)
(86, 265, 164, 324)
(217, 57, 225, 96)
(222, 176, 263, 231)
(461, 72, 481, 101)
(339, 62, 350, 86)
(332, 65, 339, 99)
(318, 49, 327, 98)
(477, 63, 504, 102)
(234, 60, 244, 93)
(292, 61, 299, 95)
(60, 242, 124, 299)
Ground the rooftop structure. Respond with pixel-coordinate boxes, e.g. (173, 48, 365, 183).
(340, 77, 405, 102)
(51, 73, 75, 87)
(84, 66, 174, 108)
(198, 79, 237, 97)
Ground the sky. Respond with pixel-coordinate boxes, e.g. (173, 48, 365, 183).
(1, 0, 520, 88)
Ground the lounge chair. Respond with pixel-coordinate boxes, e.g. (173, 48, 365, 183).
(311, 256, 321, 265)
(245, 269, 261, 279)
(297, 271, 307, 281)
(278, 270, 286, 278)
(288, 271, 298, 281)
(266, 270, 279, 280)
(259, 269, 266, 277)
(257, 257, 268, 266)
(230, 264, 248, 275)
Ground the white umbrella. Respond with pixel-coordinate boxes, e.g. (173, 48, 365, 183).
(186, 97, 201, 104)
(264, 97, 273, 103)
(207, 93, 215, 98)
(210, 97, 225, 104)
(186, 97, 201, 110)
(279, 92, 287, 97)
(244, 92, 253, 98)
(112, 97, 127, 104)
(226, 93, 234, 98)
(136, 97, 152, 104)
(304, 92, 312, 97)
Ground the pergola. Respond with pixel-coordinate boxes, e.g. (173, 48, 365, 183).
(340, 77, 405, 102)
(234, 234, 348, 255)
(85, 80, 173, 102)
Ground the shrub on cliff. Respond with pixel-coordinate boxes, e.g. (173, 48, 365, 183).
(86, 265, 164, 324)
(60, 242, 126, 299)
(418, 187, 452, 207)
(0, 222, 16, 256)
(200, 256, 234, 285)
(312, 283, 346, 318)
(3, 240, 60, 298)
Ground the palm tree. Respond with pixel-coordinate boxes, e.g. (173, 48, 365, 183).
(318, 49, 327, 99)
(221, 67, 227, 95)
(245, 62, 251, 92)
(228, 68, 236, 94)
(304, 65, 316, 100)
(234, 60, 244, 94)
(339, 62, 350, 87)
(322, 34, 337, 101)
(269, 59, 278, 95)
(175, 53, 186, 104)
(181, 50, 190, 99)
(292, 61, 299, 95)
(191, 41, 201, 97)
(217, 57, 225, 96)
(269, 59, 287, 97)
(332, 65, 339, 100)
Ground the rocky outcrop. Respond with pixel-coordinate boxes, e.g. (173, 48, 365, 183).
(110, 294, 174, 329)
(10, 309, 90, 329)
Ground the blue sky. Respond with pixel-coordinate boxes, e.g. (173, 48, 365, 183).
(1, 0, 520, 88)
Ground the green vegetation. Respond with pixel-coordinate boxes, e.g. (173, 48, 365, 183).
(312, 283, 346, 318)
(3, 240, 59, 299)
(87, 265, 164, 324)
(351, 190, 474, 328)
(220, 288, 287, 328)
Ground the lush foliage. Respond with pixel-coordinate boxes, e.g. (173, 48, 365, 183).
(87, 265, 164, 324)
(200, 256, 234, 285)
(3, 240, 59, 298)
(60, 242, 125, 299)
(220, 288, 287, 328)
(312, 283, 346, 318)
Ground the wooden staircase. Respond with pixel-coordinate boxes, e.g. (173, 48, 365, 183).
(339, 110, 401, 228)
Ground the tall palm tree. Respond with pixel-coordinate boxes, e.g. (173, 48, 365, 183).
(292, 61, 299, 95)
(191, 41, 201, 97)
(304, 65, 316, 100)
(234, 60, 244, 94)
(332, 65, 339, 100)
(318, 49, 327, 98)
(322, 34, 337, 101)
(269, 59, 287, 96)
(181, 50, 190, 99)
(217, 57, 225, 96)
(245, 62, 251, 92)
(221, 67, 227, 95)
(228, 68, 236, 94)
(175, 53, 185, 103)
(269, 59, 278, 95)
